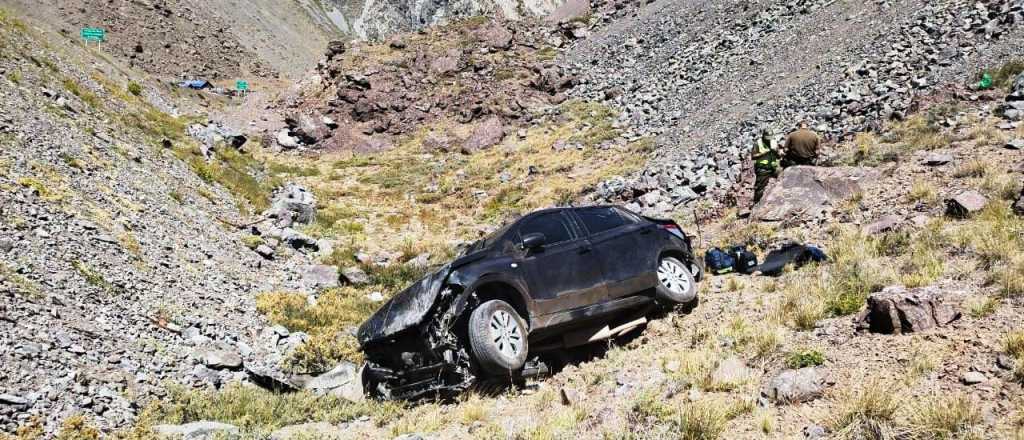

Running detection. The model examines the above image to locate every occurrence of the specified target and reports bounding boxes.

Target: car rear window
[576,207,627,234]
[518,212,573,244]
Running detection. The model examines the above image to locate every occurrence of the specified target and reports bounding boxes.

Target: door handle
[579,246,592,254]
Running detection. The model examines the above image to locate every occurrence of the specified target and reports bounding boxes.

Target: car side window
[576,207,627,235]
[518,212,574,245]
[615,207,642,224]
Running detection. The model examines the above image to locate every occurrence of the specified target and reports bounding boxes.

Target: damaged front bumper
[358,267,478,400]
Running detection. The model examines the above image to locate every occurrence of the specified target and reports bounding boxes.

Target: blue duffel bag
[704,247,736,275]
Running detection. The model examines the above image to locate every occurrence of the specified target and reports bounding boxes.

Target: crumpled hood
[357,264,452,346]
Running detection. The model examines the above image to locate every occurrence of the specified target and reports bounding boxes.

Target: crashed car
[357,205,702,399]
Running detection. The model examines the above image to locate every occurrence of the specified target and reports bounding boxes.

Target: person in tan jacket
[782,122,821,166]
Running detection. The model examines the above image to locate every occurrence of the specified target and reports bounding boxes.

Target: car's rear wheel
[655,256,697,305]
[468,300,528,375]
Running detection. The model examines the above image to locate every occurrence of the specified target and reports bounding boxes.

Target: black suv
[357,205,702,399]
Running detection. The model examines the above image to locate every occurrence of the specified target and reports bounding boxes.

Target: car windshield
[462,222,515,255]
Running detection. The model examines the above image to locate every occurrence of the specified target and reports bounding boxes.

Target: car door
[516,211,608,316]
[572,207,656,298]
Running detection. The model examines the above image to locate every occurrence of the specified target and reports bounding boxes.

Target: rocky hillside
[0,10,343,435]
[566,0,1024,216]
[0,0,569,81]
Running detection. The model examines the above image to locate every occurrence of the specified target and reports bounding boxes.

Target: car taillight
[659,223,686,240]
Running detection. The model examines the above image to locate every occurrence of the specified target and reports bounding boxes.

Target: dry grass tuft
[830,380,903,439]
[904,393,982,439]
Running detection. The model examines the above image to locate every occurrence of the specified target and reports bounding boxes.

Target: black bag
[729,245,758,274]
[704,248,735,275]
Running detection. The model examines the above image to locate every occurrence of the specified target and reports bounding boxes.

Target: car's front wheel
[468,300,529,375]
[655,256,697,305]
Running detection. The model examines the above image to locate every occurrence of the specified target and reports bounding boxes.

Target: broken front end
[357,266,477,400]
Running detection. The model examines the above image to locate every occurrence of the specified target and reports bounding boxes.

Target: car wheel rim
[658,259,691,295]
[489,310,522,360]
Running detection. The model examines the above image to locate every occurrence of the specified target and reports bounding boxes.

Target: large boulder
[153,421,239,439]
[761,368,826,404]
[268,184,317,226]
[303,264,340,291]
[855,285,960,334]
[945,190,988,218]
[753,166,879,222]
[461,116,505,154]
[286,113,331,145]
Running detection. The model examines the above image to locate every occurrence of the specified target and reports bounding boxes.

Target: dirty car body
[357,205,701,400]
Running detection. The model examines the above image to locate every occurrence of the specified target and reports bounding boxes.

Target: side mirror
[521,233,546,250]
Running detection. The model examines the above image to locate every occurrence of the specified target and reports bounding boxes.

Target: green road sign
[80,28,106,42]
[236,80,250,91]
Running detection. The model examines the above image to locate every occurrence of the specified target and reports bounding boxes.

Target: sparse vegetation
[62,78,102,109]
[136,382,403,437]
[72,260,121,294]
[966,296,999,318]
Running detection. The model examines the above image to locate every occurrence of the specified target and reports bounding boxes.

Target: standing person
[782,121,821,167]
[752,128,780,204]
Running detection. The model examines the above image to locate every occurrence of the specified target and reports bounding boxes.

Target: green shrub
[127,81,142,96]
[786,349,825,369]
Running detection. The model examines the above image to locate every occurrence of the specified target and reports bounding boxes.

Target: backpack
[729,245,758,274]
[704,248,735,275]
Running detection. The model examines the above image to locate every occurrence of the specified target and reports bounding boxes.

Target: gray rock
[802,424,827,439]
[1005,139,1024,150]
[945,190,988,218]
[305,362,358,393]
[864,215,902,235]
[286,113,331,145]
[0,394,28,406]
[255,244,275,259]
[711,356,751,386]
[921,152,953,166]
[305,362,364,402]
[394,435,425,440]
[153,421,240,439]
[547,0,591,23]
[761,368,825,404]
[270,422,345,440]
[194,348,243,370]
[962,371,986,385]
[269,184,317,225]
[276,130,301,149]
[405,253,431,269]
[753,166,880,222]
[341,266,371,286]
[855,285,960,334]
[303,264,340,291]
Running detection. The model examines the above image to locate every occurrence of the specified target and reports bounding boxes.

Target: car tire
[655,256,698,305]
[468,299,529,376]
